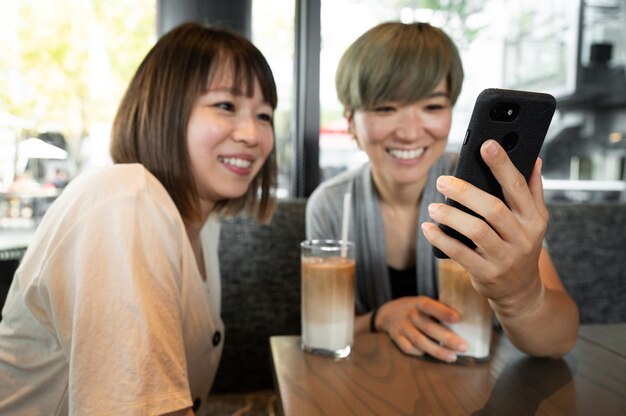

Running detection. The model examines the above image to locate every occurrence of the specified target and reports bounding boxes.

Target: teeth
[387,148,425,160]
[219,157,252,168]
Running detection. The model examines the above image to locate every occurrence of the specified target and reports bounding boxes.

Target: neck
[372,170,426,209]
[185,197,215,237]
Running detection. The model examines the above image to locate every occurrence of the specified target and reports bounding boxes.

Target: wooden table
[270,324,626,415]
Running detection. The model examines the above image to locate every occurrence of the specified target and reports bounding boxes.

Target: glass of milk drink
[300,239,356,359]
[438,259,493,361]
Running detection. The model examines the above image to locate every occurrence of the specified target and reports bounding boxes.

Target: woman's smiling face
[349,79,452,190]
[186,70,274,211]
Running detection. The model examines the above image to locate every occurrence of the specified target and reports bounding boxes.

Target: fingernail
[428,203,439,215]
[457,343,468,353]
[484,140,499,155]
[437,176,451,189]
[445,353,458,363]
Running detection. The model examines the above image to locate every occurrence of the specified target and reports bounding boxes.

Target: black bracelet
[370,306,379,333]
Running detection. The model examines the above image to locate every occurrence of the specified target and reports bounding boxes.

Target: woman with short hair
[307,21,579,363]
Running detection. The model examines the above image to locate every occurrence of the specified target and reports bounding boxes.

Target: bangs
[206,47,278,109]
[360,43,449,109]
[337,22,463,111]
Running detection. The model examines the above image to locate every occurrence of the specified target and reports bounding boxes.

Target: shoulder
[26,164,182,268]
[16,166,189,329]
[308,163,368,210]
[68,164,168,199]
[54,164,177,217]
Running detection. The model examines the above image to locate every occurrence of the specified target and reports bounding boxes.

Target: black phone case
[433,88,556,259]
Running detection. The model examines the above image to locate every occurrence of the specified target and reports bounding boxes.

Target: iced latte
[301,240,355,358]
[438,259,493,360]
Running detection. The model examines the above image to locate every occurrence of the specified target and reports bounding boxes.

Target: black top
[389,264,417,298]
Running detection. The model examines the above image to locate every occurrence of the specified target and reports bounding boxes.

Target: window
[0,0,156,226]
[252,0,296,198]
[2,0,613,221]
[317,0,581,183]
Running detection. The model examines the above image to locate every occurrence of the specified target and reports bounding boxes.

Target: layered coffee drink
[438,259,493,360]
[301,240,355,358]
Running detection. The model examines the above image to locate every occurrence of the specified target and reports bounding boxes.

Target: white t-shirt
[0,164,224,415]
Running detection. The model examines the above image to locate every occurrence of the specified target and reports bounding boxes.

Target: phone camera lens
[490,102,519,122]
[501,132,519,152]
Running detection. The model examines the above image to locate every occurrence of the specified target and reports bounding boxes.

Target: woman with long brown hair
[0,22,277,415]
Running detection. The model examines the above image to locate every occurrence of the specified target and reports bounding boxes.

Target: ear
[344,110,355,134]
[344,110,361,148]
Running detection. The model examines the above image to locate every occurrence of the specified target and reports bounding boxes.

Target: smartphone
[432,88,556,259]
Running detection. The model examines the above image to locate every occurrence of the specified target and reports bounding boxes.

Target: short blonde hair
[336,22,464,112]
[110,23,277,223]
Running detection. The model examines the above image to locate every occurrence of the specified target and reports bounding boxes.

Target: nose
[396,108,425,141]
[232,116,260,146]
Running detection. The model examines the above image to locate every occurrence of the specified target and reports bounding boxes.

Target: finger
[393,334,425,357]
[435,175,523,243]
[528,158,549,221]
[414,296,461,324]
[410,313,468,354]
[401,325,459,363]
[479,139,536,216]
[427,202,503,256]
[421,221,488,267]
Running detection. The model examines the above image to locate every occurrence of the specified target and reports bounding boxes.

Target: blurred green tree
[0,0,155,156]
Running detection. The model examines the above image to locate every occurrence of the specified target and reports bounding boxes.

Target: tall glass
[438,259,493,361]
[300,239,355,358]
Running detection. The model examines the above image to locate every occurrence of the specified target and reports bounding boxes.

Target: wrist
[491,279,546,320]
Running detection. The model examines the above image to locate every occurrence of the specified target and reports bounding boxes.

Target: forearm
[355,311,375,335]
[492,286,579,358]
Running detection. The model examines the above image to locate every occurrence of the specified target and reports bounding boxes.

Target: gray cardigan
[306,153,457,314]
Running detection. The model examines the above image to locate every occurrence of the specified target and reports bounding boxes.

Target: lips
[218,154,255,175]
[386,147,426,160]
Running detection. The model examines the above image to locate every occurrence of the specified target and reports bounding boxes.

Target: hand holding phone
[432,88,556,259]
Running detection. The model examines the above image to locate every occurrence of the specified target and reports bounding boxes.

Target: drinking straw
[341,192,351,257]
